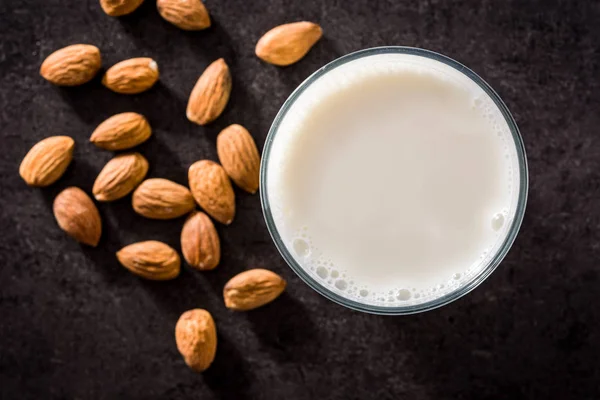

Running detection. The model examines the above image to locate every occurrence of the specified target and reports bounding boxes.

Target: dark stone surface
[1,0,599,398]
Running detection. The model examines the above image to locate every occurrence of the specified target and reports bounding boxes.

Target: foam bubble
[397,289,412,301]
[491,213,505,231]
[335,280,348,290]
[316,266,328,279]
[293,238,310,257]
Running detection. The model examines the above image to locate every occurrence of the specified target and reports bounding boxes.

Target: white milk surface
[266,53,520,306]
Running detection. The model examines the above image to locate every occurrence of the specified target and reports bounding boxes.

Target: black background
[1,0,599,399]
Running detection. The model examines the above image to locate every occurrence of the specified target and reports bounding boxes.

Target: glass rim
[259,46,529,315]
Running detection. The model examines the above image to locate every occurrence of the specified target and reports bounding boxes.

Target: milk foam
[266,53,520,307]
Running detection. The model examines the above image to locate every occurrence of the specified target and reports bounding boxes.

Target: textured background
[1,0,599,399]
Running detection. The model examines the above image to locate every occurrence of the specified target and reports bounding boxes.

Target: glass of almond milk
[260,47,528,314]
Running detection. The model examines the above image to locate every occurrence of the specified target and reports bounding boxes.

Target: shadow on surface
[181,17,237,66]
[378,188,600,399]
[138,269,218,320]
[203,332,254,400]
[244,292,323,364]
[57,81,187,130]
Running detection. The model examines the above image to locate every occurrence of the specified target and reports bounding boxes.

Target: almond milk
[265,52,521,307]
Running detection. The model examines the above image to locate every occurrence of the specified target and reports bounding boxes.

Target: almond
[181,212,220,271]
[53,187,102,247]
[175,309,217,372]
[100,0,145,16]
[102,57,159,94]
[90,112,151,150]
[223,269,286,311]
[157,0,211,31]
[216,124,260,194]
[188,160,235,225]
[40,44,101,86]
[186,58,231,125]
[132,178,195,219]
[93,153,148,201]
[255,21,322,66]
[116,240,180,280]
[19,136,75,187]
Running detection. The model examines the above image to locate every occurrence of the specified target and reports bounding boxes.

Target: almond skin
[255,22,322,66]
[175,309,217,372]
[102,58,159,94]
[132,178,195,219]
[116,240,180,280]
[223,269,286,311]
[181,212,220,271]
[186,58,231,125]
[157,0,211,30]
[90,112,151,150]
[100,0,145,16]
[93,153,149,201]
[216,124,260,194]
[188,160,235,225]
[19,136,75,187]
[40,44,101,86]
[53,187,102,247]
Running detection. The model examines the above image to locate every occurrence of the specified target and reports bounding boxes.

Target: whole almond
[216,124,260,194]
[40,44,101,86]
[93,153,149,201]
[186,58,231,125]
[53,187,102,247]
[255,21,322,66]
[90,112,151,150]
[19,136,75,187]
[181,212,220,271]
[223,269,286,311]
[132,178,195,219]
[175,309,217,372]
[102,58,159,94]
[100,0,145,16]
[157,0,211,31]
[188,160,235,225]
[116,240,180,280]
